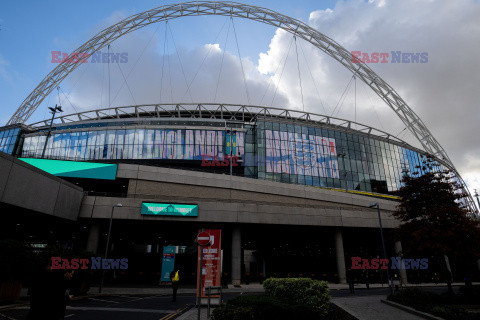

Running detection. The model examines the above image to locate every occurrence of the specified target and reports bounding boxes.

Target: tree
[393,158,480,293]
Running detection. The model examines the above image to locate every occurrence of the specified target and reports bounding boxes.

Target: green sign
[141,203,198,217]
[19,158,117,180]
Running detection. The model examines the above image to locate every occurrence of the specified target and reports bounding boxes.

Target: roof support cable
[331,74,354,118]
[108,44,111,108]
[231,16,251,105]
[100,61,105,107]
[359,80,385,131]
[270,35,295,108]
[182,16,229,101]
[115,55,137,105]
[214,17,231,102]
[354,74,357,129]
[167,22,194,103]
[58,86,78,114]
[259,35,294,107]
[166,29,174,103]
[294,35,305,112]
[160,21,168,103]
[298,39,328,115]
[111,23,160,105]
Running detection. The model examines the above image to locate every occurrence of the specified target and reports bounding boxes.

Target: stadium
[0,2,477,287]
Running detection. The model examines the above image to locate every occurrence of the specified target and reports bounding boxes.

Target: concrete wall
[79,164,400,228]
[0,152,83,221]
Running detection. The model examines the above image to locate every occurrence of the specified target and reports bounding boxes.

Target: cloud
[44,2,480,202]
[300,0,480,200]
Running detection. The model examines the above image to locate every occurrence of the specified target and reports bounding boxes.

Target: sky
[1,0,479,202]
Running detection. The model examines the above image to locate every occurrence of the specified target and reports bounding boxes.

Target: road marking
[88,297,119,304]
[64,314,76,318]
[66,306,176,314]
[159,305,192,320]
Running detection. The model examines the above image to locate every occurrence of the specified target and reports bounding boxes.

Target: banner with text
[160,246,176,282]
[196,229,222,300]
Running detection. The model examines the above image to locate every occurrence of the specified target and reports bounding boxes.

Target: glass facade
[0,127,21,155]
[22,129,245,161]
[250,121,439,194]
[8,118,442,196]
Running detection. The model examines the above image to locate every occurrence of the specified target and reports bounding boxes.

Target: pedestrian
[363,270,370,290]
[346,268,355,294]
[170,267,181,302]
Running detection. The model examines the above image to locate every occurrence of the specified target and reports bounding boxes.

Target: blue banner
[161,246,176,282]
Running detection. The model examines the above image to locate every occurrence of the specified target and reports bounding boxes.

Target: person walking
[170,267,181,302]
[346,268,355,294]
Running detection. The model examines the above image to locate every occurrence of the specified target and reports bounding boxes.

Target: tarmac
[6,282,478,320]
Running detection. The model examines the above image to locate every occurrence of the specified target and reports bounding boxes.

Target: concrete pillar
[86,224,100,254]
[231,226,242,286]
[335,230,347,284]
[394,241,408,284]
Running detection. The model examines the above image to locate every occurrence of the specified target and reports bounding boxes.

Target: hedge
[263,278,330,316]
[211,294,321,320]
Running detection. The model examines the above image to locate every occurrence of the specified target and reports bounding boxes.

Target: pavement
[1,282,476,320]
[332,295,425,320]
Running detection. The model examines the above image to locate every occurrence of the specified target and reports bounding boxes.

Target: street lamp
[40,105,63,159]
[369,203,393,295]
[337,152,348,192]
[99,203,122,293]
[474,189,480,213]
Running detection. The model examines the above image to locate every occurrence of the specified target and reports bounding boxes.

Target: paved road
[0,293,245,320]
[0,286,456,319]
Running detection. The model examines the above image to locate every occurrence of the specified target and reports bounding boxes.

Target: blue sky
[1,0,480,194]
[0,0,336,123]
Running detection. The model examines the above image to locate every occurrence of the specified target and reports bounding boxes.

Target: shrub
[431,306,480,320]
[212,294,321,320]
[263,278,330,316]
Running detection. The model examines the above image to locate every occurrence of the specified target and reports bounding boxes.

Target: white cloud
[43,2,480,204]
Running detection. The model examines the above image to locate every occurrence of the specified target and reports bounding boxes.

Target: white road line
[88,297,119,304]
[66,307,176,314]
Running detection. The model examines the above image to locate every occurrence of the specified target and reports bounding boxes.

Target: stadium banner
[265,130,340,178]
[141,203,198,217]
[196,229,222,304]
[160,246,176,282]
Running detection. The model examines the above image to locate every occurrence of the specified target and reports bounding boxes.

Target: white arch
[7,1,476,212]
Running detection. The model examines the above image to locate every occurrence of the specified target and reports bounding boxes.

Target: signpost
[160,246,176,283]
[196,230,210,320]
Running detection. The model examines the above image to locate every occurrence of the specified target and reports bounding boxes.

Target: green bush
[212,294,321,320]
[263,278,330,316]
[431,306,480,320]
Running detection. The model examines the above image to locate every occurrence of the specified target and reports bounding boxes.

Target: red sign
[196,229,222,300]
[197,231,211,246]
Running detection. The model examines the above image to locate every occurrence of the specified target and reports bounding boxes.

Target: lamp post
[40,105,63,159]
[99,203,122,293]
[474,189,480,213]
[337,152,348,192]
[369,203,393,295]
